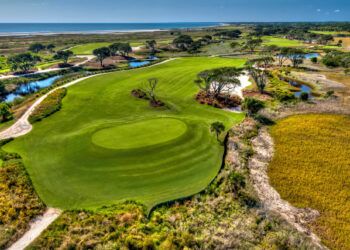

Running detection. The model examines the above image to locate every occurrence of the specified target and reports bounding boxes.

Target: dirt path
[7,208,61,250]
[248,128,327,249]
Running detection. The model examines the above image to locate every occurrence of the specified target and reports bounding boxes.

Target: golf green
[4,57,245,210]
[92,118,187,150]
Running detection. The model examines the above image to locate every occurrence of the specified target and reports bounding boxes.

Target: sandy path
[248,128,327,249]
[7,208,61,250]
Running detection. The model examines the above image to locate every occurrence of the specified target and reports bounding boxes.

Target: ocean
[0,23,222,36]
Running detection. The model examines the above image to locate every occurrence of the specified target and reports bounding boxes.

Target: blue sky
[0,0,349,22]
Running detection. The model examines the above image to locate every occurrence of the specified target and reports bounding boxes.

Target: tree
[46,44,56,52]
[173,35,193,51]
[93,47,111,67]
[53,50,74,64]
[214,30,242,39]
[7,53,41,72]
[288,48,305,68]
[241,97,265,117]
[108,43,120,56]
[277,47,292,67]
[0,102,12,122]
[196,67,242,98]
[145,40,157,54]
[245,61,268,94]
[142,78,158,102]
[244,37,263,53]
[28,43,45,53]
[118,43,132,56]
[230,41,240,50]
[210,122,225,141]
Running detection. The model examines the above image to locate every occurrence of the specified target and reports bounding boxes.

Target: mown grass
[262,36,305,47]
[3,57,246,211]
[268,114,350,250]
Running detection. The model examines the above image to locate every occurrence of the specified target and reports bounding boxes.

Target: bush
[28,88,67,123]
[299,92,309,101]
[310,57,318,63]
[241,98,265,116]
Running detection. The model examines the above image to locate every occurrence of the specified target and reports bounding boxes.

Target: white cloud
[316,9,321,12]
[334,9,341,13]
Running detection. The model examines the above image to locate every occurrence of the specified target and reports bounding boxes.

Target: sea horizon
[0,22,224,36]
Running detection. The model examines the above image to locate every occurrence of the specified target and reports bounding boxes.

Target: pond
[129,60,151,68]
[280,76,313,98]
[128,56,158,68]
[277,53,319,59]
[5,75,62,102]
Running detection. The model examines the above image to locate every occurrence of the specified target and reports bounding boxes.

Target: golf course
[3,57,245,210]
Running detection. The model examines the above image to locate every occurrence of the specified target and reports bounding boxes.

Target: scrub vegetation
[269,114,350,250]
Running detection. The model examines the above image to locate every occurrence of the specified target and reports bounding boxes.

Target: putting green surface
[92,118,187,150]
[4,57,245,210]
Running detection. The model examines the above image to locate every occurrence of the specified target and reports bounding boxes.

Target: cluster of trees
[92,43,132,67]
[286,30,333,45]
[7,53,41,72]
[145,40,157,55]
[275,47,306,67]
[213,29,242,39]
[196,67,242,98]
[173,35,213,53]
[322,51,350,68]
[28,43,55,53]
[53,50,74,65]
[0,102,12,122]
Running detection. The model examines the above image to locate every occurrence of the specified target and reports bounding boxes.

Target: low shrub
[299,92,309,101]
[0,142,45,248]
[28,88,67,123]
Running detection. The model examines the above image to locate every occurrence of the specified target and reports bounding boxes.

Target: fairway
[3,57,245,210]
[268,114,350,249]
[262,36,305,47]
[71,42,143,55]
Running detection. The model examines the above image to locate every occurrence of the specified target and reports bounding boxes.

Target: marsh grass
[268,114,350,249]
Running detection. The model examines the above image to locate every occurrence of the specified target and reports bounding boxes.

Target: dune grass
[262,36,305,47]
[268,114,350,250]
[71,42,144,55]
[3,57,246,211]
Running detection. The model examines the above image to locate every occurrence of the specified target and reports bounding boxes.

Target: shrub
[299,92,309,101]
[29,88,67,123]
[310,57,318,63]
[241,98,265,116]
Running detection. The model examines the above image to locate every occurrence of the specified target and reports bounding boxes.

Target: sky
[0,0,349,23]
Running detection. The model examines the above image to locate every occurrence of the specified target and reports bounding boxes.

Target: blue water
[0,23,221,36]
[5,75,61,102]
[304,53,319,59]
[129,61,151,68]
[294,84,312,98]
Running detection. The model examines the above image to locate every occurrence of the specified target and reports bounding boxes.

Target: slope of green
[4,57,245,210]
[269,114,350,249]
[262,36,305,47]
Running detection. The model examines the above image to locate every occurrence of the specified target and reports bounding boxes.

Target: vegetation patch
[3,57,245,211]
[268,114,350,249]
[0,140,45,249]
[28,88,67,124]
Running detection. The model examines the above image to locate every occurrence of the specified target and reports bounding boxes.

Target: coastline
[0,22,224,37]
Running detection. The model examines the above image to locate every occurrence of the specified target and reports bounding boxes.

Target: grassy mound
[3,57,245,210]
[92,118,187,150]
[268,114,350,249]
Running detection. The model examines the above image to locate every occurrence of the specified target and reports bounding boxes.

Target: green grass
[262,36,305,47]
[3,57,246,210]
[71,42,144,55]
[268,114,350,250]
[310,30,350,35]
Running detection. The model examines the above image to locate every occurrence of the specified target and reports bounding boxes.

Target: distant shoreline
[0,22,225,37]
